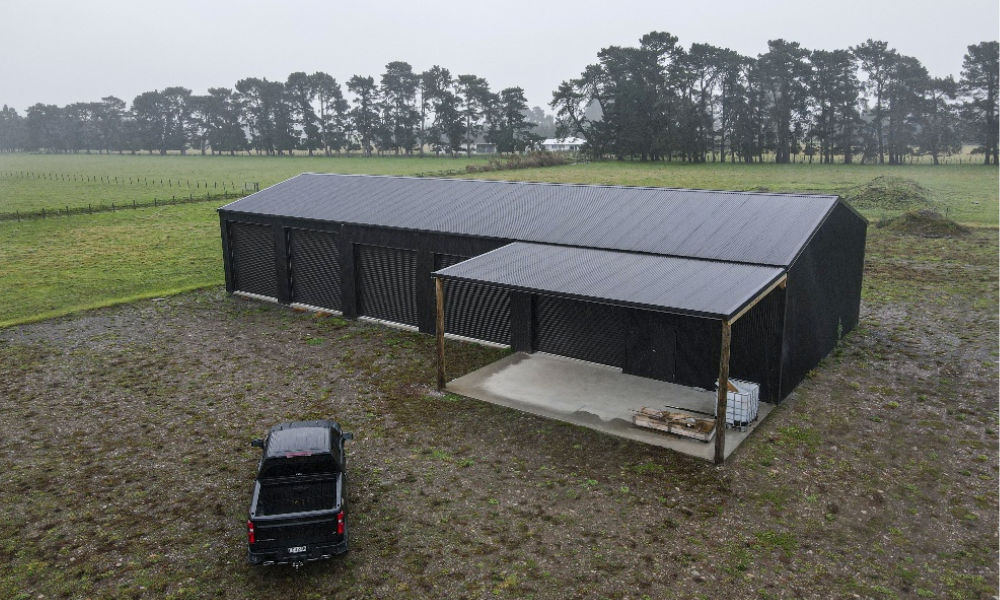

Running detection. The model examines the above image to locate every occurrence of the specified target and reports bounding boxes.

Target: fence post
[112,203,115,212]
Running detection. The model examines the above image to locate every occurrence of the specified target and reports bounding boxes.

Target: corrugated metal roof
[433,242,786,320]
[220,173,840,267]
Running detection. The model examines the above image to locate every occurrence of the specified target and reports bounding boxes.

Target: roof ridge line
[495,240,789,270]
[298,172,840,200]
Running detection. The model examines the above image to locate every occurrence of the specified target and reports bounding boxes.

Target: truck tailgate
[252,514,341,548]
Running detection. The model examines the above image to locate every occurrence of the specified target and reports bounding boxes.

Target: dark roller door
[356,245,418,326]
[626,310,676,381]
[289,229,341,311]
[436,254,511,345]
[229,222,277,298]
[535,296,625,367]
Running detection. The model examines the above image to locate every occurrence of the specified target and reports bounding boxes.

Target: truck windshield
[260,454,339,479]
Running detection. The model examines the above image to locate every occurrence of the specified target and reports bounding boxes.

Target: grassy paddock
[2,155,997,224]
[0,154,485,213]
[474,161,999,226]
[0,154,996,329]
[0,155,484,327]
[0,203,221,327]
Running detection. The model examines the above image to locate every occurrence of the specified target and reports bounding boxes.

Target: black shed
[218,173,866,415]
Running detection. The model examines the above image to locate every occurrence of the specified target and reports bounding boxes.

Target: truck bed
[253,475,339,517]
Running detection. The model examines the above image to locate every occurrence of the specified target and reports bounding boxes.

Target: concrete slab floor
[447,352,774,462]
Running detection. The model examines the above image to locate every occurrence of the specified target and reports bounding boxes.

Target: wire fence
[0,189,254,223]
[0,170,258,192]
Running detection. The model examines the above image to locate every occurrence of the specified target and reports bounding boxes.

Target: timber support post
[714,319,732,464]
[435,277,446,391]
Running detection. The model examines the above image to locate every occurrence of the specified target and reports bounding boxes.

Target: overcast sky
[1,0,996,112]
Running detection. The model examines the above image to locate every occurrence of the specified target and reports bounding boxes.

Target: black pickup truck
[246,420,353,568]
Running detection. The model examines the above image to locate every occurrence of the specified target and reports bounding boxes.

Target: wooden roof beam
[729,274,787,325]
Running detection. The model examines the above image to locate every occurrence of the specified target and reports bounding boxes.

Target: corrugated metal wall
[435,254,511,344]
[356,244,418,326]
[669,316,723,392]
[228,222,277,298]
[535,296,626,367]
[729,287,785,402]
[781,203,867,398]
[289,228,342,311]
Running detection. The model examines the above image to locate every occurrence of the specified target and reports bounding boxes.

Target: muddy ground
[0,228,997,600]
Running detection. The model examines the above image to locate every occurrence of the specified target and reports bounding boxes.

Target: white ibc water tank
[716,378,760,429]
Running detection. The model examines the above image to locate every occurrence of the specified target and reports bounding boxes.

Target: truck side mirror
[342,432,354,442]
[251,439,264,448]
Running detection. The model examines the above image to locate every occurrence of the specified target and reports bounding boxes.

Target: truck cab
[247,420,353,568]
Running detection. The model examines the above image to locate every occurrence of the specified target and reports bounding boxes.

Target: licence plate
[288,546,306,554]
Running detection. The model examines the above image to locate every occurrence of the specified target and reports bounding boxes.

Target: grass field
[1,154,997,327]
[1,155,996,222]
[0,203,221,327]
[0,154,484,214]
[476,162,999,226]
[0,154,482,326]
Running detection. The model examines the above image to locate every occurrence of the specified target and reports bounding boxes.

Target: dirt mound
[843,176,933,210]
[878,209,971,238]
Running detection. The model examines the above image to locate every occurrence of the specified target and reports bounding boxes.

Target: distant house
[541,137,586,152]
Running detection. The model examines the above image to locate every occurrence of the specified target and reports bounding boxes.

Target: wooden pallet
[633,407,716,443]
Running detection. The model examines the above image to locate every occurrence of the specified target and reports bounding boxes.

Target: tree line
[0,63,556,157]
[1,38,996,165]
[551,37,998,165]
